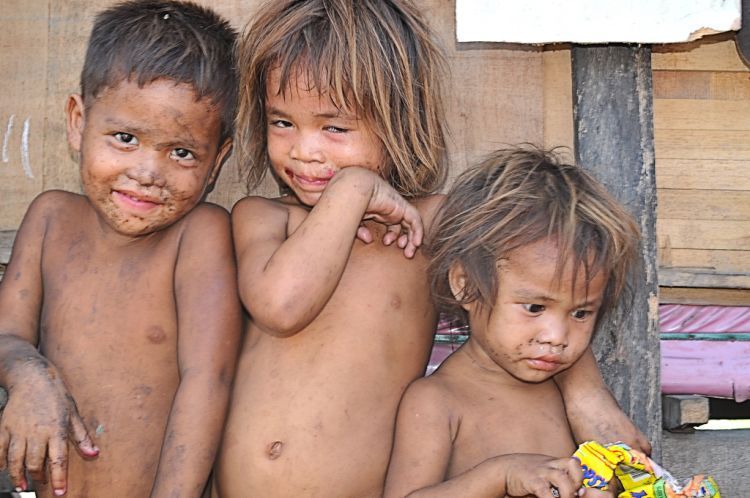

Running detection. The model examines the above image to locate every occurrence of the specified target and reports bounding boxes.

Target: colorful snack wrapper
[573,441,720,498]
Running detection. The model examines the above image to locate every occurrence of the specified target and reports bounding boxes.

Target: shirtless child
[384,147,641,498]
[214,2,648,497]
[0,1,240,496]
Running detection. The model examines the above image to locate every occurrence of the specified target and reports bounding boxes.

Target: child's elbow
[247,299,314,338]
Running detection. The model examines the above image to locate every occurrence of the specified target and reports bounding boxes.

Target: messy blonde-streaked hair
[236,0,448,196]
[428,145,641,321]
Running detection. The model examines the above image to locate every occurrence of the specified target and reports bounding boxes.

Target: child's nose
[536,317,569,350]
[128,158,166,187]
[290,132,324,163]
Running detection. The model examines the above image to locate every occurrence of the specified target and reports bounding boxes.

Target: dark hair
[236,0,448,196]
[81,0,238,140]
[428,145,641,321]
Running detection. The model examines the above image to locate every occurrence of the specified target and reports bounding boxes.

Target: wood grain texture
[572,45,662,458]
[656,159,750,191]
[653,35,747,72]
[657,189,750,221]
[654,99,750,131]
[0,0,49,229]
[654,70,750,100]
[662,395,709,430]
[657,219,750,251]
[659,287,750,306]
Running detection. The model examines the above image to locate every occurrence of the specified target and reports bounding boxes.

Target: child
[213,2,648,497]
[383,146,641,498]
[0,1,241,497]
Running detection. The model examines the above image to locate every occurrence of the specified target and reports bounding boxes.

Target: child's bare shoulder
[26,189,86,219]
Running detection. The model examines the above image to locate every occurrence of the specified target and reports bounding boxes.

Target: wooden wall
[0,0,560,231]
[652,35,750,296]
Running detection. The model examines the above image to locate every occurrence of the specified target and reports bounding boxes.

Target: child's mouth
[113,189,162,211]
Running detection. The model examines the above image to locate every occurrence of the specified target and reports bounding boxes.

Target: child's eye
[170,148,195,161]
[114,132,138,145]
[571,309,592,320]
[270,119,292,128]
[324,125,348,133]
[522,304,545,314]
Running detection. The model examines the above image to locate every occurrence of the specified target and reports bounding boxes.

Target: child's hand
[501,454,583,498]
[0,363,98,495]
[344,169,424,258]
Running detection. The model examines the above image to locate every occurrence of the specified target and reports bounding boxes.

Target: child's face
[67,78,231,237]
[265,69,386,206]
[455,238,607,384]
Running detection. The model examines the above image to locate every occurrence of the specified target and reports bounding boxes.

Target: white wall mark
[21,117,33,179]
[2,114,15,163]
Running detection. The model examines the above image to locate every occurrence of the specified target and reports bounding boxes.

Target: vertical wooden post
[571,45,662,458]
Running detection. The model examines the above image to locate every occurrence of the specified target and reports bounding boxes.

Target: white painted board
[456,0,741,44]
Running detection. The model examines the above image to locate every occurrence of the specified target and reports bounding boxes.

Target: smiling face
[265,69,386,206]
[67,78,231,237]
[452,238,607,384]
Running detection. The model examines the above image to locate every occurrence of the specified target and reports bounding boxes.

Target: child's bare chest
[448,380,576,477]
[38,229,180,363]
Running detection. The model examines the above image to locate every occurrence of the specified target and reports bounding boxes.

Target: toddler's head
[237,0,448,197]
[430,145,640,329]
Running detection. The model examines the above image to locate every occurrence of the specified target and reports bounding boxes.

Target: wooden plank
[659,248,750,274]
[653,71,711,99]
[654,99,750,131]
[654,71,750,100]
[662,395,710,430]
[542,47,574,152]
[652,36,748,72]
[659,268,750,289]
[659,287,750,305]
[655,129,750,160]
[662,429,750,497]
[656,159,750,191]
[0,231,16,266]
[657,189,750,221]
[0,0,49,231]
[572,45,662,457]
[657,219,750,251]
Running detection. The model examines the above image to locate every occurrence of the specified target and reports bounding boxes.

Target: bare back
[214,196,440,498]
[6,191,235,498]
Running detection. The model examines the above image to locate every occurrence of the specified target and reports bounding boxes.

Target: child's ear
[66,94,85,153]
[448,262,474,312]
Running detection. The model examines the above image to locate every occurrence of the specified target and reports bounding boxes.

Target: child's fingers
[24,440,47,485]
[382,225,401,246]
[6,436,28,491]
[356,225,374,244]
[69,411,98,458]
[48,436,69,496]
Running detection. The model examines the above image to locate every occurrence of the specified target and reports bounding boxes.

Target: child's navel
[265,440,284,459]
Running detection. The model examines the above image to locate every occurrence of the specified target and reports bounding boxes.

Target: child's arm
[149,205,241,498]
[384,381,583,498]
[0,192,98,495]
[232,166,423,336]
[555,347,652,454]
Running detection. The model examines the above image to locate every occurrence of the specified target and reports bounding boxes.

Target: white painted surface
[456,0,741,44]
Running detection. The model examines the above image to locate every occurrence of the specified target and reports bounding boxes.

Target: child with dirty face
[0,1,241,496]
[384,147,642,498]
[212,1,648,497]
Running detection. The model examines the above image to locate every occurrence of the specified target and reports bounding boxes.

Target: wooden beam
[572,45,662,458]
[662,395,710,430]
[659,286,750,306]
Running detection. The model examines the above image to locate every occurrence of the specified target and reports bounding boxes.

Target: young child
[214,2,648,498]
[0,1,241,496]
[383,146,641,498]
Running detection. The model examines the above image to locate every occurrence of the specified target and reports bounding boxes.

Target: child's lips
[526,354,563,371]
[112,189,162,211]
[286,169,334,189]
